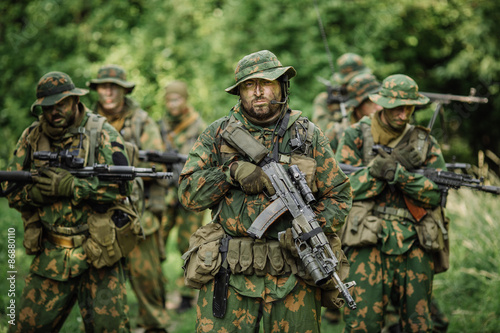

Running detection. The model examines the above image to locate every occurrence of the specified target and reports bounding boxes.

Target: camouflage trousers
[163,204,205,297]
[196,277,322,333]
[9,261,129,333]
[127,229,169,330]
[343,245,434,333]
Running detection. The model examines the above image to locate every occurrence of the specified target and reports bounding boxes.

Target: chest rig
[219,111,318,192]
[26,113,106,169]
[359,121,430,166]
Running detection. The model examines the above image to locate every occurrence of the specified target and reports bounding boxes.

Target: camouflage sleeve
[389,135,445,207]
[335,124,386,200]
[4,128,37,211]
[311,126,352,233]
[73,121,132,202]
[178,119,233,212]
[139,114,166,169]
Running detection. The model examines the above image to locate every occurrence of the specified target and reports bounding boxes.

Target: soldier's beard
[241,101,283,126]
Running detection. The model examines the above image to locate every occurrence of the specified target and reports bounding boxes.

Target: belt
[374,205,416,223]
[45,232,86,248]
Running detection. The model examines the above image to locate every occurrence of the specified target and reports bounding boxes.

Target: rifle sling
[299,226,323,242]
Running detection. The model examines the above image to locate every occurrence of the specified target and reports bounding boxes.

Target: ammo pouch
[339,200,382,247]
[22,210,43,255]
[181,222,226,289]
[83,202,140,268]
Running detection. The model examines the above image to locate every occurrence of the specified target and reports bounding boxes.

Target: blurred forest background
[1,0,499,171]
[1,0,500,332]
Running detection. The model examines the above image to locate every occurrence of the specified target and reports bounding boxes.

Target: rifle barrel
[421,92,488,104]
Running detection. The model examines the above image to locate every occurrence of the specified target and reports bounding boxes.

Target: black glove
[369,148,398,181]
[392,145,423,170]
[230,161,276,195]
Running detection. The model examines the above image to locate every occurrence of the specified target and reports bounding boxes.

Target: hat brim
[346,86,381,108]
[369,93,430,108]
[87,78,135,94]
[225,66,296,95]
[31,88,89,114]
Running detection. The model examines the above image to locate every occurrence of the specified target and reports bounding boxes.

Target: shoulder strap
[85,113,106,166]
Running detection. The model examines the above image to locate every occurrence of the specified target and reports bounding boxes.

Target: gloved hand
[27,184,55,204]
[369,148,398,181]
[392,145,423,170]
[278,227,299,257]
[230,161,276,195]
[33,167,74,198]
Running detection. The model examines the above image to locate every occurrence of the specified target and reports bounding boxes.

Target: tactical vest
[217,112,318,191]
[359,121,430,166]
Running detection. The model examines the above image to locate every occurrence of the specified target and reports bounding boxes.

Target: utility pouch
[84,202,140,268]
[22,211,43,255]
[414,206,447,252]
[290,154,318,193]
[181,222,225,289]
[227,238,254,275]
[253,241,268,276]
[339,200,382,247]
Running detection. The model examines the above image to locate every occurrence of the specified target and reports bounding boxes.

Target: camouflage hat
[345,73,381,108]
[332,53,371,85]
[165,80,188,99]
[225,50,296,95]
[369,74,430,108]
[31,71,88,115]
[87,64,135,94]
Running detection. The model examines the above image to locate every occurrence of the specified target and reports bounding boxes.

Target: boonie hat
[225,50,296,95]
[345,73,381,108]
[165,80,188,99]
[87,64,135,94]
[31,71,88,115]
[369,74,430,108]
[333,53,371,85]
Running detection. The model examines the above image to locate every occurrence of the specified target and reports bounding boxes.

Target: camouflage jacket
[179,102,352,299]
[95,97,165,234]
[158,106,206,206]
[5,105,131,281]
[179,102,352,237]
[335,116,446,255]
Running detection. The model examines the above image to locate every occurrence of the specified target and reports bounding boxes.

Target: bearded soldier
[178,50,352,332]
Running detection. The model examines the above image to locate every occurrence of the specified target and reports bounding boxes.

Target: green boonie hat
[332,53,371,85]
[31,71,88,115]
[225,50,296,95]
[345,73,381,108]
[369,74,430,108]
[87,64,135,94]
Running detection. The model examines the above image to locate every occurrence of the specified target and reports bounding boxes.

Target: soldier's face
[382,105,415,130]
[239,78,282,122]
[96,83,126,114]
[165,92,187,117]
[42,96,78,128]
[357,100,382,118]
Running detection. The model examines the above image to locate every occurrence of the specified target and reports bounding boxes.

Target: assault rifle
[316,75,350,125]
[0,149,172,197]
[338,163,500,207]
[421,89,488,105]
[247,160,357,310]
[138,150,187,166]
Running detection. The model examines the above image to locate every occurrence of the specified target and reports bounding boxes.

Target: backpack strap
[85,114,106,166]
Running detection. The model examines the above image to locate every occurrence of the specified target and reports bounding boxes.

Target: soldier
[4,71,132,332]
[88,65,169,333]
[312,52,372,152]
[336,74,447,332]
[158,80,206,313]
[178,50,352,332]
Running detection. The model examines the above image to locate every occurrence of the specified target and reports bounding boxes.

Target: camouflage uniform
[158,80,206,309]
[179,50,352,332]
[312,53,372,153]
[4,72,132,332]
[336,75,447,332]
[89,65,169,332]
